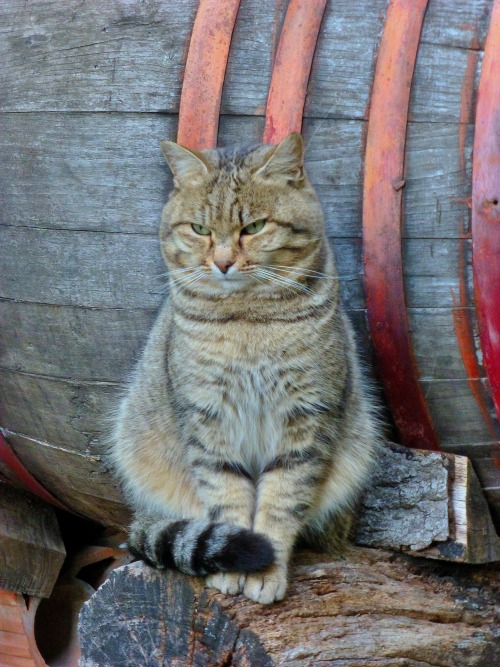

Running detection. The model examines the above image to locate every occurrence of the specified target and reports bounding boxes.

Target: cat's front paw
[206,572,244,596]
[242,563,288,604]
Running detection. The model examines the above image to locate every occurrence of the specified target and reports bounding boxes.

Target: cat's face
[160,134,325,295]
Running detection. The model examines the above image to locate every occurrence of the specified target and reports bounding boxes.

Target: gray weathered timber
[356,444,500,563]
[356,445,450,552]
[420,0,492,48]
[0,368,120,454]
[0,0,491,117]
[409,308,480,381]
[421,379,499,446]
[0,0,196,113]
[0,226,473,311]
[79,552,500,667]
[410,46,483,123]
[403,123,474,239]
[0,114,476,240]
[0,301,157,381]
[0,0,498,525]
[0,484,66,597]
[0,301,485,383]
[4,432,128,527]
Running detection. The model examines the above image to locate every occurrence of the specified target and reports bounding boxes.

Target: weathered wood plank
[356,444,500,563]
[79,552,500,667]
[0,225,473,310]
[0,0,196,113]
[421,0,491,49]
[0,484,65,597]
[0,369,120,454]
[3,432,128,526]
[409,308,480,381]
[0,0,490,118]
[0,301,156,381]
[0,113,476,240]
[410,46,483,123]
[403,122,473,239]
[421,378,499,446]
[0,301,483,383]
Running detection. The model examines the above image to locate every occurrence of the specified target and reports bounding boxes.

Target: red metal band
[177,0,241,150]
[363,0,440,451]
[0,432,68,511]
[263,0,327,144]
[453,40,498,439]
[472,0,500,423]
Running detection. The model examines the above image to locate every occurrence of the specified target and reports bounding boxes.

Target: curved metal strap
[452,42,498,438]
[0,432,68,510]
[263,0,327,143]
[363,0,440,451]
[177,0,241,149]
[472,0,500,423]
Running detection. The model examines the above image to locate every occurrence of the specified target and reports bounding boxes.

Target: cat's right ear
[160,141,210,188]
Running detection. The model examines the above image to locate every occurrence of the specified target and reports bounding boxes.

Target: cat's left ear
[255,133,304,183]
[160,141,211,188]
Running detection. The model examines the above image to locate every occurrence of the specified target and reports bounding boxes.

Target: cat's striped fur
[110,134,378,603]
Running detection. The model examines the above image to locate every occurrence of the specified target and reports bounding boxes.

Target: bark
[79,548,500,667]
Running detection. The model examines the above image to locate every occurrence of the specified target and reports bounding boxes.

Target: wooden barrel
[1,0,499,529]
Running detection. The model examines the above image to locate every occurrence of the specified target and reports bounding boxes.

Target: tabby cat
[110,133,378,604]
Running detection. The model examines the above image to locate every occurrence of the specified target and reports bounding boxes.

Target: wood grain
[4,432,128,527]
[0,0,498,523]
[0,368,120,454]
[0,484,65,597]
[0,225,475,311]
[0,301,156,381]
[0,114,475,240]
[78,550,500,666]
[0,0,491,118]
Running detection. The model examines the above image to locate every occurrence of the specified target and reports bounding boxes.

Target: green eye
[242,219,266,235]
[191,223,211,235]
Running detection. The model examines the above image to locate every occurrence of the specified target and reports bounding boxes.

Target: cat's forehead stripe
[215,143,264,170]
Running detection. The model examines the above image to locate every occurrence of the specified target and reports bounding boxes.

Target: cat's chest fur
[170,325,303,474]
[221,364,285,473]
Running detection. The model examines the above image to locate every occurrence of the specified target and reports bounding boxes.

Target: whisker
[250,273,267,287]
[259,268,314,294]
[263,265,336,279]
[180,274,205,289]
[160,266,199,277]
[172,270,204,286]
[256,268,310,295]
[175,277,204,290]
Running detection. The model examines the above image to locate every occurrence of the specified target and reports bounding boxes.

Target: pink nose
[214,259,234,274]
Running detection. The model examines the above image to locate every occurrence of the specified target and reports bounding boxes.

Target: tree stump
[79,548,500,666]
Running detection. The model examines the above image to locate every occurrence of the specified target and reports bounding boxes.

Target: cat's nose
[214,259,235,274]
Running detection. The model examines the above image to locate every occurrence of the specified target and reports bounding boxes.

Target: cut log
[0,485,66,667]
[78,549,500,667]
[0,484,65,598]
[356,444,500,563]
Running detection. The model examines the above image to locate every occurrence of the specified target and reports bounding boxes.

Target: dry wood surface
[0,484,65,598]
[0,0,498,523]
[78,548,500,667]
